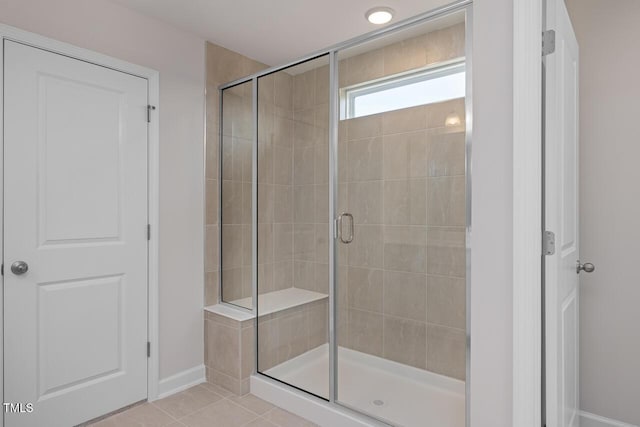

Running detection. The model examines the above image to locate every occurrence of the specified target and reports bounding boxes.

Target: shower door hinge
[543,230,556,256]
[147,105,156,123]
[147,224,151,241]
[542,30,556,56]
[147,342,151,358]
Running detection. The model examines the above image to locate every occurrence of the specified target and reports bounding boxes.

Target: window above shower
[340,59,466,120]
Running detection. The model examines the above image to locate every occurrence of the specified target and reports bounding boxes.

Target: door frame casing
[0,24,161,422]
[513,0,544,426]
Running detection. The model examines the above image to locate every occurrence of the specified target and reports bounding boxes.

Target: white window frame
[340,58,466,120]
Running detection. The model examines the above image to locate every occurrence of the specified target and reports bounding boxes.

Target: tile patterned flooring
[87,383,319,427]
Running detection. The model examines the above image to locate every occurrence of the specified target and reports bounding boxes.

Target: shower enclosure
[217,3,471,426]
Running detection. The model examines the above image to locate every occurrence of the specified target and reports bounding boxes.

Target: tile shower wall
[290,65,330,297]
[205,43,267,306]
[256,72,297,296]
[337,22,467,380]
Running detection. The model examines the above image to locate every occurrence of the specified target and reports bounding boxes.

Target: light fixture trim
[365,6,395,25]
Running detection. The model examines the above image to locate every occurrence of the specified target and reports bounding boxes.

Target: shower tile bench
[204,288,329,395]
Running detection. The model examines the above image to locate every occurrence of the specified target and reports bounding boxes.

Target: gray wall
[0,0,206,381]
[566,0,640,424]
[470,0,514,425]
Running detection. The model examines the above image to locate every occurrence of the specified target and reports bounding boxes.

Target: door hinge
[147,224,151,241]
[542,30,556,56]
[147,342,151,358]
[543,230,556,256]
[1,263,3,276]
[147,105,156,123]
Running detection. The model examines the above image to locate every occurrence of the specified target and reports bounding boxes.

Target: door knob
[576,261,595,274]
[10,261,29,275]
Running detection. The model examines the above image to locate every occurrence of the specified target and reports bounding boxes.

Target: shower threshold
[254,344,464,427]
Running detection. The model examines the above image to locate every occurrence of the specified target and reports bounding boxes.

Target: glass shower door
[255,54,331,400]
[334,9,468,426]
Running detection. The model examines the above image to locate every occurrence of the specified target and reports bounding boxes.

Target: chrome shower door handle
[337,213,354,244]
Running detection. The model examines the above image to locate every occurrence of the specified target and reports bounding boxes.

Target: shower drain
[372,399,385,407]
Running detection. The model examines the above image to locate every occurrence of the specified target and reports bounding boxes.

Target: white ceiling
[110,0,452,66]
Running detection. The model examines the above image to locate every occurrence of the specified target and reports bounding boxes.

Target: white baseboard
[580,411,639,427]
[154,364,206,400]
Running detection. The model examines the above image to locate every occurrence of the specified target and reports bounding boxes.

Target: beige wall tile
[257,319,279,371]
[206,179,218,225]
[383,242,426,273]
[207,321,240,378]
[427,275,466,330]
[425,98,466,129]
[293,70,315,111]
[315,224,329,264]
[308,300,329,349]
[427,130,466,177]
[383,270,427,321]
[221,268,243,301]
[384,36,428,76]
[346,113,383,140]
[272,223,293,262]
[427,324,466,380]
[424,23,465,65]
[382,105,426,135]
[257,183,273,224]
[273,146,293,185]
[315,64,330,105]
[293,146,315,185]
[292,185,314,224]
[347,137,383,181]
[383,131,428,179]
[241,183,252,225]
[221,225,243,269]
[241,326,255,379]
[347,181,383,224]
[274,73,292,110]
[344,49,385,87]
[273,185,293,223]
[294,261,315,292]
[205,225,219,273]
[222,180,242,224]
[347,309,383,357]
[383,317,427,369]
[314,145,328,184]
[274,116,293,149]
[383,179,427,225]
[427,176,466,226]
[347,267,383,313]
[426,227,466,278]
[347,224,384,268]
[273,260,293,290]
[257,141,273,184]
[314,263,329,295]
[294,108,314,126]
[276,311,308,363]
[258,262,274,295]
[205,272,219,306]
[257,224,273,264]
[207,368,243,396]
[293,120,315,148]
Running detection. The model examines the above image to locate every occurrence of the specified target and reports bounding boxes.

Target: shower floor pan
[254,344,464,427]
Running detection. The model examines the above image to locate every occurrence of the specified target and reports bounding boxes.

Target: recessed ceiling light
[365,7,395,25]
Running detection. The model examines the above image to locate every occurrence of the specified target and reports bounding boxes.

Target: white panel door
[545,1,581,426]
[4,40,149,427]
